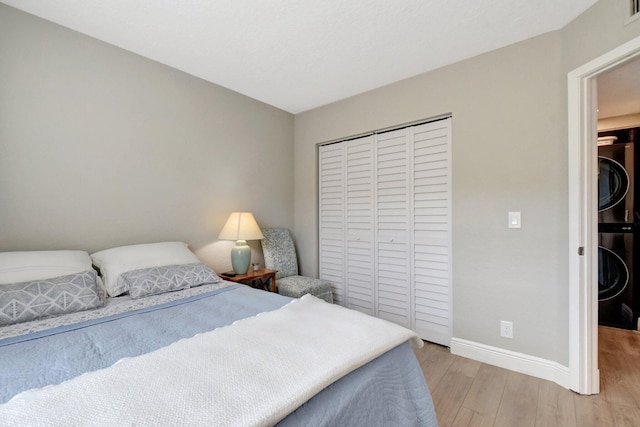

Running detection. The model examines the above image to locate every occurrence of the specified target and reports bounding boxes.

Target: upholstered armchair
[260,228,333,303]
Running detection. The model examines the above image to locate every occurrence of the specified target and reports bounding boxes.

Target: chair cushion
[277,276,333,304]
[261,228,299,279]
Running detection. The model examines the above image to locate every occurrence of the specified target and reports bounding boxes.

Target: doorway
[596,59,640,405]
[568,35,640,395]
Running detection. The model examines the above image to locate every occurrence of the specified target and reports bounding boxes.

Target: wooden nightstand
[219,268,278,292]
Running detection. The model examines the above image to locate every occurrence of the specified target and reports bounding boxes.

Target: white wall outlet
[508,211,521,228]
[500,320,513,338]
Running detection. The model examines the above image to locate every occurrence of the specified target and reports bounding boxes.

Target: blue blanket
[0,285,437,426]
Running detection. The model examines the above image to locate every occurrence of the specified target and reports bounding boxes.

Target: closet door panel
[376,130,411,328]
[318,144,346,305]
[345,137,375,315]
[411,120,452,345]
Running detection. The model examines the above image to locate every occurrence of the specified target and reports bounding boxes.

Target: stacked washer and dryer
[598,127,639,330]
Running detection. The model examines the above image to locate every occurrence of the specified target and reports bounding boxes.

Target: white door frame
[568,35,640,395]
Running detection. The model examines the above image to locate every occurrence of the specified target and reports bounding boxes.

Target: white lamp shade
[218,212,264,241]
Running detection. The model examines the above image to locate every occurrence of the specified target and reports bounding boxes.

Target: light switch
[508,211,521,229]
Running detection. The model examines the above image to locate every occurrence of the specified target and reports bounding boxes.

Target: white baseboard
[450,337,570,389]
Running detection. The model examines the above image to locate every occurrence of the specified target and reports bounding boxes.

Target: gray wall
[0,4,295,272]
[294,0,640,366]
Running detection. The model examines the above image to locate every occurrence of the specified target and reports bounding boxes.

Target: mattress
[0,282,437,426]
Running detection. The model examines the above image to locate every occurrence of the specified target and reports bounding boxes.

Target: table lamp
[218,212,264,274]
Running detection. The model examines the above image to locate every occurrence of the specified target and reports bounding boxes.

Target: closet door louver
[376,129,411,328]
[345,136,375,314]
[318,144,346,305]
[411,120,452,345]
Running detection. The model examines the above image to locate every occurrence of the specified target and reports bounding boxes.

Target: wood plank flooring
[413,326,640,426]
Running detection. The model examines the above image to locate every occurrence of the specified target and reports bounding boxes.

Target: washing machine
[598,127,638,329]
[598,231,634,329]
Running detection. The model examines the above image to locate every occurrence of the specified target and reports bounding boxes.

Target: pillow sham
[0,270,103,326]
[90,242,201,297]
[0,250,92,285]
[119,263,222,299]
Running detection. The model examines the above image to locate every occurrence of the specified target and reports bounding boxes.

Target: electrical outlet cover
[500,320,513,338]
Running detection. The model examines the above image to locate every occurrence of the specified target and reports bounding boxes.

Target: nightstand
[219,268,278,292]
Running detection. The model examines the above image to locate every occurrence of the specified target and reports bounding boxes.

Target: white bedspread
[0,294,423,427]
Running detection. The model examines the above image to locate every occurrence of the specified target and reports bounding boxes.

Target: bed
[0,243,438,426]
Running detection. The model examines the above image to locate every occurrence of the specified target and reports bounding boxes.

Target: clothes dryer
[598,137,633,224]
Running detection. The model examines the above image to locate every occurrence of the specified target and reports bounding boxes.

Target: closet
[318,118,452,346]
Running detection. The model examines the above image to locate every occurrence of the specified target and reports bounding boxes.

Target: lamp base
[231,240,251,274]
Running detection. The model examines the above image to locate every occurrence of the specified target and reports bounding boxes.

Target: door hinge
[578,246,585,256]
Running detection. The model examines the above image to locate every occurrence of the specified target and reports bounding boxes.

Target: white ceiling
[2,0,599,113]
[598,56,640,119]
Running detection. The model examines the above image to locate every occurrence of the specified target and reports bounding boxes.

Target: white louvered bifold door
[345,136,375,314]
[318,143,346,305]
[318,118,452,346]
[411,119,452,345]
[375,129,411,328]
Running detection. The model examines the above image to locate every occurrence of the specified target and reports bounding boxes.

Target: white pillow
[90,242,201,297]
[0,250,92,284]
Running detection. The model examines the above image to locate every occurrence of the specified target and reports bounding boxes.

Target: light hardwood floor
[414,327,640,426]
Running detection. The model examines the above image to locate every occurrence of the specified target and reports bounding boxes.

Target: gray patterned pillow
[0,270,103,326]
[119,263,222,299]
